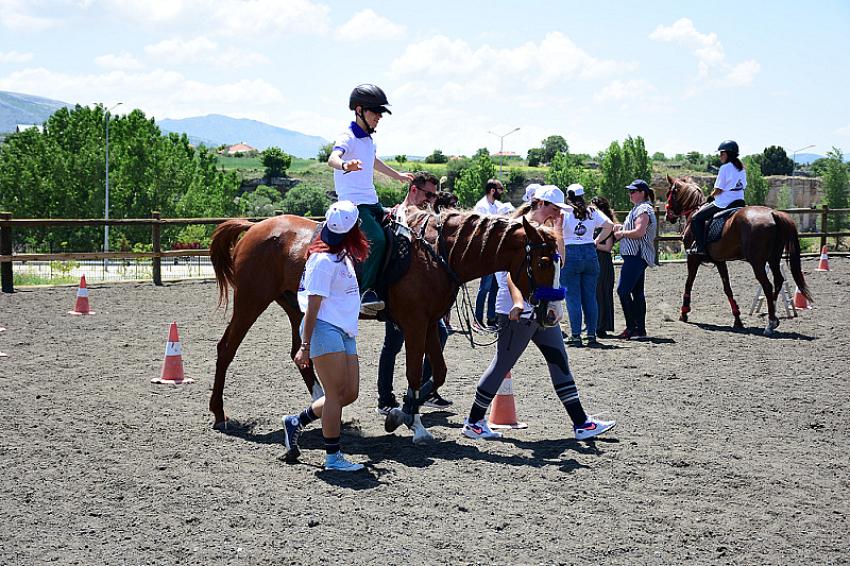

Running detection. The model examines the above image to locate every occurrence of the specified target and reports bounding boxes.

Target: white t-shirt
[474,196,503,216]
[713,162,747,208]
[333,122,378,205]
[560,207,611,246]
[494,271,533,318]
[498,202,516,215]
[297,252,361,337]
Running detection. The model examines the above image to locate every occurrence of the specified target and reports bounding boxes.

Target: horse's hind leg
[716,262,743,329]
[680,255,701,322]
[751,262,779,335]
[768,255,784,302]
[276,298,322,400]
[210,291,270,428]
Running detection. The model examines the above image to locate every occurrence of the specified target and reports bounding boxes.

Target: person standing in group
[613,180,657,340]
[461,185,616,441]
[282,201,369,472]
[591,196,617,338]
[688,140,747,256]
[559,184,614,347]
[327,84,414,315]
[376,172,453,415]
[473,179,506,329]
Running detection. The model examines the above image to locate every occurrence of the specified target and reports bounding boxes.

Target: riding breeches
[356,203,387,291]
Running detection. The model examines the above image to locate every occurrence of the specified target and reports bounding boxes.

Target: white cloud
[0,0,58,30]
[650,18,759,88]
[724,59,760,86]
[145,36,270,68]
[95,52,143,70]
[594,79,656,103]
[836,124,850,136]
[336,9,406,41]
[0,50,34,64]
[213,0,330,36]
[391,32,634,88]
[0,67,286,121]
[101,0,189,23]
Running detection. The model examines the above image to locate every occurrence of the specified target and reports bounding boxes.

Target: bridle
[665,181,701,222]
[523,241,565,327]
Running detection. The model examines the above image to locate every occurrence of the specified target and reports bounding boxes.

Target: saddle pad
[707,207,742,244]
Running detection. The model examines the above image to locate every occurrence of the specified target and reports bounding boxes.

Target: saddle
[706,207,743,244]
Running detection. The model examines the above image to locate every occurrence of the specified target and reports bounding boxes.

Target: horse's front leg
[752,263,779,335]
[716,262,743,329]
[384,321,434,444]
[680,255,701,322]
[279,302,323,400]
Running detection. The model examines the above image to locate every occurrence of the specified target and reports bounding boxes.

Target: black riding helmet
[717,140,739,156]
[349,84,392,115]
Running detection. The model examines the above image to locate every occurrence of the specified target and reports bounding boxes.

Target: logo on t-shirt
[574,222,587,237]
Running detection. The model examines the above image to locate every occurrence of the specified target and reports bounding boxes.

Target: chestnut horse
[209,208,564,443]
[664,174,812,335]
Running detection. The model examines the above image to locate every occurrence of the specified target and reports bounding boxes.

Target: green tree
[755,145,794,176]
[280,183,331,217]
[424,149,449,164]
[822,147,849,230]
[317,142,333,162]
[541,135,568,164]
[473,147,490,159]
[623,136,651,184]
[453,154,495,207]
[444,157,471,191]
[651,151,667,162]
[506,168,526,194]
[238,185,283,217]
[598,137,649,212]
[743,156,768,206]
[394,154,407,165]
[685,151,703,168]
[546,152,581,193]
[261,146,291,180]
[526,147,544,167]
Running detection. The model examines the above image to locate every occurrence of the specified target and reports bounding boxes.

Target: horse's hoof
[384,408,406,433]
[212,417,229,431]
[412,430,435,444]
[733,319,744,329]
[679,314,688,323]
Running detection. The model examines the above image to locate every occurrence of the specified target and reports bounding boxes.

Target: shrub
[280,184,331,217]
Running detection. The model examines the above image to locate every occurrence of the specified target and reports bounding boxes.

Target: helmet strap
[356,108,375,134]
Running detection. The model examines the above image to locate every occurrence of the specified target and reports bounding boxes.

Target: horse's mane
[673,176,706,213]
[405,209,554,271]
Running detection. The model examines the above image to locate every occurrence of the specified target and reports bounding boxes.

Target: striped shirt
[620,202,657,267]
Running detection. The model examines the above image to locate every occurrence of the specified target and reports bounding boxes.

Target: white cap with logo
[534,185,569,209]
[566,183,585,196]
[523,183,543,202]
[321,200,359,245]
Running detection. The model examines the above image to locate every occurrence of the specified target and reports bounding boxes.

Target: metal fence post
[152,211,162,286]
[1,212,13,293]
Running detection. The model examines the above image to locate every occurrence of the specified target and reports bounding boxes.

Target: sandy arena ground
[1,257,848,565]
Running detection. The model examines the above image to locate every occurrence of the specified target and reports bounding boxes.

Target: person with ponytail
[282,201,370,472]
[591,196,617,338]
[460,185,615,442]
[689,140,747,256]
[559,183,614,347]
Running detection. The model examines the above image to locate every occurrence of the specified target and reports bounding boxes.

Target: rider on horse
[327,84,414,315]
[688,140,747,256]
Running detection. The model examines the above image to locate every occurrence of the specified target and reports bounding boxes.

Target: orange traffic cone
[793,286,811,310]
[152,322,194,384]
[815,246,830,272]
[488,372,528,430]
[68,275,95,315]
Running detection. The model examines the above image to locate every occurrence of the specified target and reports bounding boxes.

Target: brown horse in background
[664,174,812,335]
[209,208,563,443]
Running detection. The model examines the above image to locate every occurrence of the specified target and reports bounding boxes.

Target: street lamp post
[791,144,815,177]
[488,127,520,179]
[104,102,123,270]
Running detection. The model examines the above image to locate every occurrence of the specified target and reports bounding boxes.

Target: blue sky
[1,0,848,158]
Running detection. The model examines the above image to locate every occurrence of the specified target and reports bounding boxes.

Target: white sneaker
[574,417,616,441]
[462,418,503,440]
[324,451,364,472]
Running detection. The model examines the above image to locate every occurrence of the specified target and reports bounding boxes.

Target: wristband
[341,161,347,172]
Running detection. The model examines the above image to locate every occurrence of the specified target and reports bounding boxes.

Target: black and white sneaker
[375,399,400,416]
[359,289,385,315]
[282,415,302,460]
[423,392,453,409]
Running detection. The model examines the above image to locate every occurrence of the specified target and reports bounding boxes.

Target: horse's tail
[210,219,254,308]
[774,211,813,302]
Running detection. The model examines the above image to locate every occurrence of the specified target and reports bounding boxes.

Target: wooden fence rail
[2,206,848,293]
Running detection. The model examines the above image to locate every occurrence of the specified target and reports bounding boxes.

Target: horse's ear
[522,216,544,244]
[666,174,675,185]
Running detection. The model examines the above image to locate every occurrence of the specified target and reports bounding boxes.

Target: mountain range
[0,90,329,158]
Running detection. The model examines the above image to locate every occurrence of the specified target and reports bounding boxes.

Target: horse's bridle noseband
[523,240,565,327]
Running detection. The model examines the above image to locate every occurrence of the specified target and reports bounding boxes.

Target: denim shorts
[300,318,357,358]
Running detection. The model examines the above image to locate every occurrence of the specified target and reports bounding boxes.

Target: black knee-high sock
[554,378,587,426]
[323,435,340,455]
[468,386,496,423]
[298,406,318,427]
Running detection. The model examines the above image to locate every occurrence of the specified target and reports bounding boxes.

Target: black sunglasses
[420,189,438,200]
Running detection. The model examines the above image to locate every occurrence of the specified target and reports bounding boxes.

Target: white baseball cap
[321,200,359,245]
[523,183,542,202]
[567,183,585,196]
[534,185,569,209]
